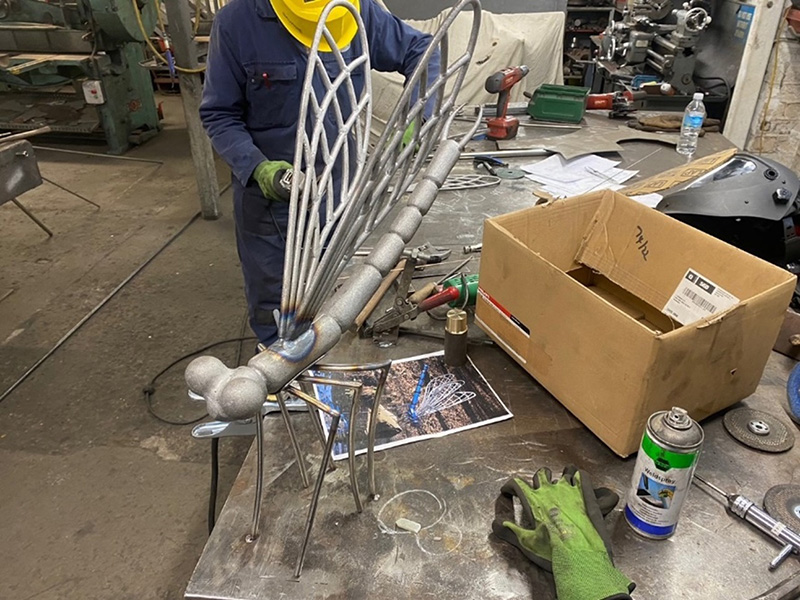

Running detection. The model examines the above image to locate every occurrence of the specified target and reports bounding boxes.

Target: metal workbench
[186,120,800,599]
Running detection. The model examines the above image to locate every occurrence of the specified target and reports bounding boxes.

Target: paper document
[521,154,638,199]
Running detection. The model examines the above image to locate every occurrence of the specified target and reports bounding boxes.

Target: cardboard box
[476,191,795,456]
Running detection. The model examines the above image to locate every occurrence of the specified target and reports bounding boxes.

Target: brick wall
[745,3,800,170]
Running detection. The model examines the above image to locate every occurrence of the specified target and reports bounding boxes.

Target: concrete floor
[0,95,254,599]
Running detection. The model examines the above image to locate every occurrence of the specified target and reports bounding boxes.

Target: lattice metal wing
[280,0,373,341]
[279,0,482,341]
[186,0,484,422]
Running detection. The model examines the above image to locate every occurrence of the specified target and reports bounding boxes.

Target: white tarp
[371,5,565,128]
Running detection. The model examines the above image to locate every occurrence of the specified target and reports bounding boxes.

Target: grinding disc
[764,484,800,531]
[723,408,795,453]
[494,168,526,180]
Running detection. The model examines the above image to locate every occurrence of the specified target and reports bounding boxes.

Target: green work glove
[492,466,634,600]
[253,160,293,201]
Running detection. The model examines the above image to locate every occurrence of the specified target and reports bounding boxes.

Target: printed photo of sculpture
[312,351,511,460]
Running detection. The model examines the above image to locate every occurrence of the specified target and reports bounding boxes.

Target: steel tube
[277,392,310,489]
[294,412,340,578]
[347,384,363,513]
[246,413,265,543]
[653,35,678,53]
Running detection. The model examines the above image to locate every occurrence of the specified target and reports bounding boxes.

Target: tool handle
[496,88,510,120]
[734,496,800,569]
[418,286,460,312]
[408,282,437,305]
[355,260,405,328]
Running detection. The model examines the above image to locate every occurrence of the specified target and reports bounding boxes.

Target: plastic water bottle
[676,92,706,156]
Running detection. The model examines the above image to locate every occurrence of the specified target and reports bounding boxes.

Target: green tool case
[527,84,589,124]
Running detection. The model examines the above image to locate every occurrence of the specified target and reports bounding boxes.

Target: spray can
[624,407,704,538]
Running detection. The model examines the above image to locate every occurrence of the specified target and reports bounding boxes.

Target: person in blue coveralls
[200,0,437,347]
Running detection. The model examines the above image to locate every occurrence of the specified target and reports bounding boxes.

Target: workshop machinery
[597,0,712,94]
[0,0,161,154]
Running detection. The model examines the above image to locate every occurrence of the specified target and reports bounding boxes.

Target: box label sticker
[662,269,739,325]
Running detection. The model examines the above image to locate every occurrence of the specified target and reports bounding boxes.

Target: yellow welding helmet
[270,0,360,52]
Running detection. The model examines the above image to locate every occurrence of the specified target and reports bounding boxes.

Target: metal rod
[693,474,730,500]
[277,391,310,489]
[0,211,201,404]
[294,412,339,578]
[42,176,101,209]
[460,149,549,160]
[0,126,52,143]
[347,384,364,513]
[293,375,362,500]
[246,412,265,543]
[653,35,678,53]
[301,361,391,500]
[306,405,336,470]
[32,146,164,165]
[368,365,390,499]
[11,198,53,237]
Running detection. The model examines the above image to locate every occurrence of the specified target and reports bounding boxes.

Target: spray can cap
[666,406,692,430]
[693,92,704,101]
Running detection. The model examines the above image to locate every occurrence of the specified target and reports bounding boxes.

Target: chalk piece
[395,518,422,534]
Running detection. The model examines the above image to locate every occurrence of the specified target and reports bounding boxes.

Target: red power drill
[484,65,530,141]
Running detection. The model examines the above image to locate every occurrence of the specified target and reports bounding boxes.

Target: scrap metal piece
[764,485,800,532]
[441,173,501,190]
[723,408,795,453]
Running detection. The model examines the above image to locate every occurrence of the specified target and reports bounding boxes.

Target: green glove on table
[253,160,293,201]
[492,466,634,600]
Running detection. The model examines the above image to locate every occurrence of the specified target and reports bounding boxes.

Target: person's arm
[199,16,267,187]
[363,0,437,78]
[363,0,441,121]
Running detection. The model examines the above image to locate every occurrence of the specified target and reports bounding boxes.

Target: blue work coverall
[200,0,436,345]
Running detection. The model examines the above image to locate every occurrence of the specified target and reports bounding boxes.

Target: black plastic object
[657,154,800,266]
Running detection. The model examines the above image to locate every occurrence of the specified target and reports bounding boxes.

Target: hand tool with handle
[485,65,530,141]
[370,286,461,337]
[367,256,474,342]
[694,474,800,570]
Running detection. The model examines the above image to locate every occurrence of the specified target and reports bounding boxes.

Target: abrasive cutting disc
[764,484,800,531]
[723,408,795,453]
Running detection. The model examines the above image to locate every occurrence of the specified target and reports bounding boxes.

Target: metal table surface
[186,121,800,600]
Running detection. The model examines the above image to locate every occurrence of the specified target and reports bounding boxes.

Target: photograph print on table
[312,351,512,460]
